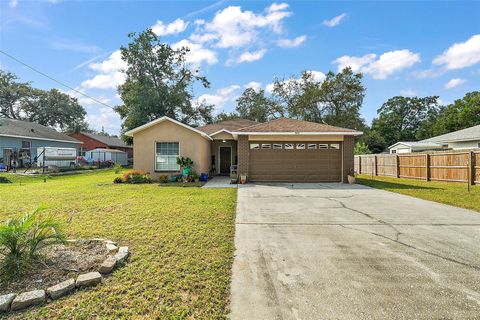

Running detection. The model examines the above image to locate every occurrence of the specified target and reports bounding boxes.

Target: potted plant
[347,168,356,184]
[230,172,238,184]
[240,174,247,184]
[176,157,194,176]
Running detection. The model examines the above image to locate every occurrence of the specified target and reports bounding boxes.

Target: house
[389,124,480,154]
[0,118,82,168]
[86,148,129,166]
[125,116,362,182]
[69,131,133,160]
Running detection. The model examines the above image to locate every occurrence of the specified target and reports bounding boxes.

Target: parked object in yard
[36,147,77,168]
[199,173,209,182]
[347,169,356,184]
[68,131,133,162]
[86,148,128,166]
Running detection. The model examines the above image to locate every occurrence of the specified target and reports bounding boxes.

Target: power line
[0,49,116,110]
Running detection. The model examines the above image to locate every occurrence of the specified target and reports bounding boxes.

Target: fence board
[356,149,479,185]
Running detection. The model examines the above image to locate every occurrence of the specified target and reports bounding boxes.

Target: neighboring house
[0,118,82,168]
[69,132,133,160]
[389,124,480,154]
[125,116,362,182]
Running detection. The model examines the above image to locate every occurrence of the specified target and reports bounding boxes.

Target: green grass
[0,170,237,319]
[357,174,480,212]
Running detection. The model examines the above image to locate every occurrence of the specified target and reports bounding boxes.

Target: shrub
[0,210,65,278]
[113,177,124,184]
[113,163,122,174]
[0,177,11,184]
[158,175,169,183]
[122,170,151,184]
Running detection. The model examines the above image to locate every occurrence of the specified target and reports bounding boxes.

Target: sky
[1,0,479,135]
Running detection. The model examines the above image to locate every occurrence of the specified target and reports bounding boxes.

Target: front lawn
[357,174,480,212]
[0,170,237,319]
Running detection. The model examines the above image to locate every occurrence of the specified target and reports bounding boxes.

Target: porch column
[237,135,249,177]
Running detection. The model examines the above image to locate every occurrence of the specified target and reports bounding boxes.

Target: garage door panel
[249,141,342,182]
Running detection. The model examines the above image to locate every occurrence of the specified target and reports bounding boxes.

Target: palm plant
[0,209,65,277]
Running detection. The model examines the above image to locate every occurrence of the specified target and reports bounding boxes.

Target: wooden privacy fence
[354,150,480,185]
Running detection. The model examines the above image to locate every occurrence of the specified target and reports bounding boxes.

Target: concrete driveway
[230,183,480,320]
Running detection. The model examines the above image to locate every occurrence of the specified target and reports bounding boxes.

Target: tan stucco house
[125,116,362,182]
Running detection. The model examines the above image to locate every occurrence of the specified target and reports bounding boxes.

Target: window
[261,144,271,149]
[307,144,317,150]
[319,144,328,149]
[21,141,31,149]
[155,142,179,171]
[391,150,397,154]
[330,143,340,150]
[285,143,294,150]
[296,144,305,149]
[250,143,259,149]
[273,143,283,149]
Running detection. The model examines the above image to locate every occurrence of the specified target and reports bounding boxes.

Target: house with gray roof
[389,124,480,154]
[69,131,133,160]
[0,118,82,168]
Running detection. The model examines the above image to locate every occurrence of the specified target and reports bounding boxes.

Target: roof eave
[232,131,363,136]
[0,134,82,144]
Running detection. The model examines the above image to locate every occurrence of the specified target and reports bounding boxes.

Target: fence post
[396,154,400,178]
[468,151,474,186]
[374,155,378,176]
[426,154,430,181]
[358,156,362,174]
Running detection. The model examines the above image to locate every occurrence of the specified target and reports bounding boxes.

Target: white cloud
[400,89,417,97]
[80,50,127,90]
[9,0,18,8]
[444,78,466,89]
[333,49,420,79]
[276,35,306,48]
[191,3,292,48]
[151,18,189,36]
[236,49,267,64]
[172,39,218,66]
[49,38,101,54]
[196,85,241,110]
[244,81,262,92]
[323,13,347,27]
[308,70,326,82]
[433,34,480,70]
[85,107,121,134]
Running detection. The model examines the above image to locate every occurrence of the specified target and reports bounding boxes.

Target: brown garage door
[249,142,342,182]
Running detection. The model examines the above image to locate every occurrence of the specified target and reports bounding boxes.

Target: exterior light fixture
[222,139,226,143]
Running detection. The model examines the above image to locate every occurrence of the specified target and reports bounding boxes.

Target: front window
[250,143,259,149]
[155,142,179,171]
[330,143,340,150]
[261,144,271,149]
[273,143,282,149]
[296,144,305,149]
[285,143,294,150]
[21,141,31,149]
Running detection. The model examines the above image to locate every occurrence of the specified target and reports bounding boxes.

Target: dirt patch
[0,240,109,295]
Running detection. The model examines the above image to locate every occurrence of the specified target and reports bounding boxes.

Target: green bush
[158,175,169,183]
[113,163,122,174]
[0,177,11,184]
[0,210,65,278]
[113,177,124,184]
[128,174,152,184]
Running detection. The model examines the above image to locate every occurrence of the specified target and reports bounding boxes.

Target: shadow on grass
[357,178,440,190]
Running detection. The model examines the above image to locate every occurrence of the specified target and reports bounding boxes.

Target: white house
[389,124,480,154]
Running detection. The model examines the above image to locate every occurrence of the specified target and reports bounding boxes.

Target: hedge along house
[0,118,82,168]
[125,116,362,182]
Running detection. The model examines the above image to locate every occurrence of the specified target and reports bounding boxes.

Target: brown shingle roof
[197,119,259,135]
[235,118,358,133]
[79,132,132,148]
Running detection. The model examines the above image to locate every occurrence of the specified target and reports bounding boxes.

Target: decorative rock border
[0,238,129,314]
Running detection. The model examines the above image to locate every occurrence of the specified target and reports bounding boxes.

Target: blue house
[0,118,82,169]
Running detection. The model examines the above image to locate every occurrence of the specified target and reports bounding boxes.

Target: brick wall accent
[237,135,249,177]
[342,135,355,183]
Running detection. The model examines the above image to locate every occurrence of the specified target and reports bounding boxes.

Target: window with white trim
[307,144,316,150]
[273,143,283,149]
[261,143,271,149]
[285,143,294,150]
[250,143,259,149]
[330,143,340,150]
[296,144,305,149]
[319,144,328,149]
[155,142,179,171]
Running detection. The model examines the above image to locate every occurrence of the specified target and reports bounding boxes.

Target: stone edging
[0,238,129,314]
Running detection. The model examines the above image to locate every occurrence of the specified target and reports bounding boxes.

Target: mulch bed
[0,240,109,295]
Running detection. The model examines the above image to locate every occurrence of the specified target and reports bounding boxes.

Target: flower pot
[240,175,247,184]
[347,175,356,184]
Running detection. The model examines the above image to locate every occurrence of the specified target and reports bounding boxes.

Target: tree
[354,141,371,155]
[370,96,441,149]
[270,68,366,130]
[0,70,88,131]
[429,91,480,135]
[235,88,281,122]
[116,29,210,135]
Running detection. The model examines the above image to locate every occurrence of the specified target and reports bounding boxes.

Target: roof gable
[422,124,480,143]
[0,118,81,143]
[124,116,212,140]
[234,118,362,135]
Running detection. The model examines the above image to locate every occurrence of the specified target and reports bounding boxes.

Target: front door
[219,147,232,175]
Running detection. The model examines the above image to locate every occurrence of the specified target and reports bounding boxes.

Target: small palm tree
[0,209,65,277]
